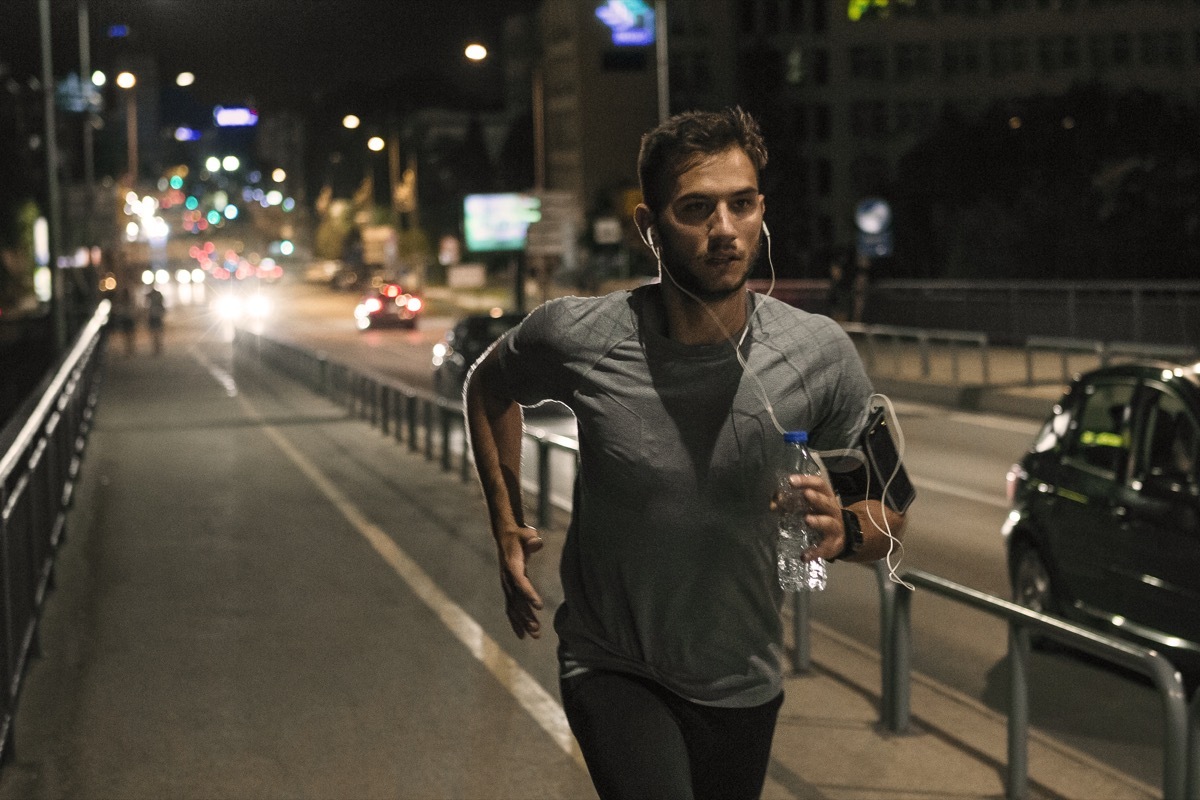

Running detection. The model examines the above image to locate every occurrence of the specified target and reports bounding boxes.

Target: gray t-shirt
[497,284,873,707]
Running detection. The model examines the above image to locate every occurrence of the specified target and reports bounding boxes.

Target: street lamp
[115,70,138,185]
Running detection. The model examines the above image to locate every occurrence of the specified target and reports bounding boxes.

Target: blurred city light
[272,168,287,182]
[176,72,195,87]
[367,136,385,152]
[115,71,136,89]
[205,156,221,171]
[465,43,488,61]
[222,155,240,171]
[91,70,106,87]
[342,114,361,129]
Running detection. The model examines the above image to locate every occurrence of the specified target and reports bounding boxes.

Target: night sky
[1,0,540,111]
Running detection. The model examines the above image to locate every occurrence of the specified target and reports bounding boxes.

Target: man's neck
[660,284,749,346]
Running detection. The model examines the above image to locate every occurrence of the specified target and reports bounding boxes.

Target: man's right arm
[464,346,545,639]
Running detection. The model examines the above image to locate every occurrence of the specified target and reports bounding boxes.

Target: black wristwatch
[834,509,864,561]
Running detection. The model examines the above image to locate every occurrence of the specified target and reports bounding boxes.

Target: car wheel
[1012,545,1063,651]
[1013,545,1055,615]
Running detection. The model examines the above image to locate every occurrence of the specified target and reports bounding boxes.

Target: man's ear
[634,204,657,253]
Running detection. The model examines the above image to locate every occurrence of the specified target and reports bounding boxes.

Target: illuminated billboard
[213,106,258,127]
[595,0,655,46]
[463,193,541,252]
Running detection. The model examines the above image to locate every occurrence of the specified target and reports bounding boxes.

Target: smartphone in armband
[828,406,917,513]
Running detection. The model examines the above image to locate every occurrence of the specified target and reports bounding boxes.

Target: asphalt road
[241,278,1170,789]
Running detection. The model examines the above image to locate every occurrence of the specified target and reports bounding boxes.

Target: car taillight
[406,297,423,312]
[1005,464,1026,506]
[365,297,383,313]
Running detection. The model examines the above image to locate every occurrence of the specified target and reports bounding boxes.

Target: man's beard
[661,239,761,303]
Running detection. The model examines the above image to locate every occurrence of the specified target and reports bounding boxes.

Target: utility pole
[40,0,67,350]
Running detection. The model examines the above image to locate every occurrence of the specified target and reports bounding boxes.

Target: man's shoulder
[753,293,841,333]
[529,289,638,332]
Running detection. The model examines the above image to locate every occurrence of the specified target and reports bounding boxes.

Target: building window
[791,104,808,141]
[943,39,982,77]
[850,101,889,138]
[763,0,781,31]
[814,104,831,141]
[817,158,832,196]
[989,37,1029,76]
[1141,30,1187,68]
[1037,34,1081,72]
[895,101,934,134]
[849,45,888,80]
[738,0,757,33]
[813,49,830,85]
[895,42,934,82]
[817,213,834,246]
[786,0,804,31]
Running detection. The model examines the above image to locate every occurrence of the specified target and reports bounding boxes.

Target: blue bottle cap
[784,430,808,444]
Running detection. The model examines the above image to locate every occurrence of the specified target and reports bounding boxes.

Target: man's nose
[708,204,737,237]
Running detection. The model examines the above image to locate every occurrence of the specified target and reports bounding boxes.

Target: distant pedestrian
[145,285,166,355]
[111,286,136,356]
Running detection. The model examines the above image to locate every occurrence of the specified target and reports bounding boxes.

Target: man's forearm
[465,352,527,536]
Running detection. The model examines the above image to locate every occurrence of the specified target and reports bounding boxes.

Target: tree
[892,85,1200,279]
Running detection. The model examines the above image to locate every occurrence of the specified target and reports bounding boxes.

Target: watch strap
[834,508,863,561]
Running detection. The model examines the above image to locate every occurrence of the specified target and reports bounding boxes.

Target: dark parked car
[431,312,525,399]
[354,283,423,330]
[1003,361,1200,680]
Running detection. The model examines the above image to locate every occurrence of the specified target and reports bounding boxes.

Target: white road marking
[912,476,1009,509]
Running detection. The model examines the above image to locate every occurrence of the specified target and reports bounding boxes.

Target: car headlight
[215,294,243,320]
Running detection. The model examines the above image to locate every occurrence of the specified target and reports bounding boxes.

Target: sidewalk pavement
[0,307,1159,800]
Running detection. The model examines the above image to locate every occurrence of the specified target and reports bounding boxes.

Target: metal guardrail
[844,322,990,386]
[237,328,1200,799]
[889,569,1194,800]
[232,331,580,527]
[0,300,109,765]
[844,322,1200,391]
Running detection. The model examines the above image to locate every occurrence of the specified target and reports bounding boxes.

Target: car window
[1137,387,1199,490]
[1063,381,1136,476]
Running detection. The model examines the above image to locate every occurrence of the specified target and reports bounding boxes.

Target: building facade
[528,0,1200,277]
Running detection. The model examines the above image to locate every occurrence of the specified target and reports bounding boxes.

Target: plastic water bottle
[777,430,827,592]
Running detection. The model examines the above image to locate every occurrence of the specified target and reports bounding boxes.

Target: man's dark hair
[637,107,768,215]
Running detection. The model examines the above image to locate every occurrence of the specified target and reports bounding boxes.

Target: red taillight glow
[383,284,401,298]
[365,297,384,313]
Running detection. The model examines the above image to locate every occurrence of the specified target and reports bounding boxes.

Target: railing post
[380,386,390,436]
[1187,686,1199,800]
[423,401,434,460]
[876,561,897,727]
[791,590,812,673]
[1008,623,1031,800]
[537,438,552,528]
[406,396,418,452]
[460,414,472,483]
[440,405,452,472]
[888,581,912,733]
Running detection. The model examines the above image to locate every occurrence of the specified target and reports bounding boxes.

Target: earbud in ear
[647,228,656,247]
[762,221,770,238]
